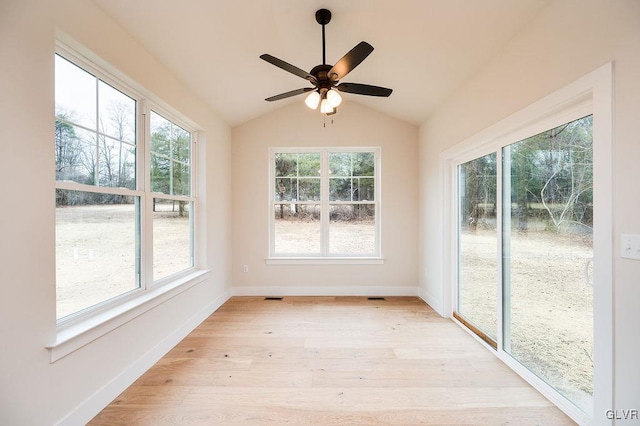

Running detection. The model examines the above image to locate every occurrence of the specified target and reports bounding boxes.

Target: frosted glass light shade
[305,91,321,109]
[320,98,334,114]
[326,89,342,108]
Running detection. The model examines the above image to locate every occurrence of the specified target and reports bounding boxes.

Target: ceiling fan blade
[260,54,317,84]
[335,83,393,97]
[328,41,374,82]
[265,87,314,102]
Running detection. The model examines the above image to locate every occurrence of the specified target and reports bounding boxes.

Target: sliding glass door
[456,153,498,347]
[456,115,594,414]
[503,116,594,412]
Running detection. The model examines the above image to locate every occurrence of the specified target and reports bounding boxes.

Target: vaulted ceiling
[92,0,551,127]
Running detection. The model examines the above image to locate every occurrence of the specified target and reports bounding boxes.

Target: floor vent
[264,297,283,301]
[367,297,386,300]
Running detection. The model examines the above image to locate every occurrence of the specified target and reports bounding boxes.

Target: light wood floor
[89,296,575,425]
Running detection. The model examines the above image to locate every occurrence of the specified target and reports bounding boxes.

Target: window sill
[47,269,210,363]
[265,257,384,265]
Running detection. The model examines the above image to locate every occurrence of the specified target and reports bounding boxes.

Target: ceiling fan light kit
[304,91,321,109]
[320,97,335,115]
[260,8,392,117]
[326,89,342,108]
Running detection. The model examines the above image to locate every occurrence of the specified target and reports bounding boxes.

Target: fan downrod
[316,9,331,65]
[315,9,331,25]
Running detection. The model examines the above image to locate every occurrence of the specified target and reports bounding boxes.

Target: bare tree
[540,117,593,232]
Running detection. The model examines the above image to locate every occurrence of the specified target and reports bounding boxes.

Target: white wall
[3,0,637,423]
[232,101,419,295]
[0,0,232,424]
[418,0,640,420]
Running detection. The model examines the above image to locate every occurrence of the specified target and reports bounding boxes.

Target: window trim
[51,38,204,358]
[267,147,382,261]
[47,270,210,363]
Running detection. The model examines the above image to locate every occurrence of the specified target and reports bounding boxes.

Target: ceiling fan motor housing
[310,64,335,91]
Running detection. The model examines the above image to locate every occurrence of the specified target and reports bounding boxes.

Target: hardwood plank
[91,405,574,426]
[164,344,397,361]
[89,296,575,425]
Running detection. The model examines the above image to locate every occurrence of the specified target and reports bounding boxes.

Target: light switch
[621,234,640,260]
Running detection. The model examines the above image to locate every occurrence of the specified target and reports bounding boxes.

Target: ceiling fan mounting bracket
[315,9,332,26]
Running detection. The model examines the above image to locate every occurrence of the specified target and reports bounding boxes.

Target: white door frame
[439,63,613,426]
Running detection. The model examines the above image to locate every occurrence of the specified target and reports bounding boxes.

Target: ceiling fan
[260,8,392,116]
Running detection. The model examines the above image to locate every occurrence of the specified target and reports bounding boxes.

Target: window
[270,148,380,258]
[55,46,197,322]
[150,111,195,280]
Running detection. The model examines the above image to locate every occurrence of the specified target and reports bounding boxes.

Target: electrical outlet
[242,264,249,273]
[621,234,640,260]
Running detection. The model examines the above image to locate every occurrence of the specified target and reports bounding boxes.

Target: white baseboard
[55,288,232,426]
[416,287,446,317]
[232,285,418,297]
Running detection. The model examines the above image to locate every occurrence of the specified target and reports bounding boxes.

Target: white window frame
[440,63,613,425]
[49,38,207,362]
[267,147,383,264]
